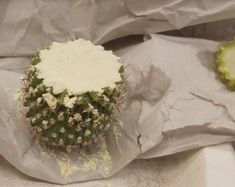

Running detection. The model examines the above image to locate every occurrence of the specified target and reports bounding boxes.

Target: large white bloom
[42,93,58,110]
[63,96,77,108]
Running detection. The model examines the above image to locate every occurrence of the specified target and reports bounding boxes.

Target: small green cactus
[21,41,125,153]
[216,38,235,90]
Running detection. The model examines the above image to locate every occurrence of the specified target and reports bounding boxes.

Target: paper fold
[2,0,235,56]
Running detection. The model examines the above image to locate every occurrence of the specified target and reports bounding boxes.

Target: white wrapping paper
[1,0,235,184]
[164,18,235,41]
[1,34,235,183]
[122,34,235,158]
[1,0,235,56]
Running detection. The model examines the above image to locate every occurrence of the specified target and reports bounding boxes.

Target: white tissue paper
[122,34,235,158]
[1,0,235,184]
[1,0,235,56]
[1,34,235,183]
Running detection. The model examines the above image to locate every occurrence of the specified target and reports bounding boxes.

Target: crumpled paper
[2,0,235,184]
[163,18,235,41]
[1,0,235,56]
[121,34,235,158]
[1,34,235,184]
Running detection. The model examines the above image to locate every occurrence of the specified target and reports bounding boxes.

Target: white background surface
[0,143,234,187]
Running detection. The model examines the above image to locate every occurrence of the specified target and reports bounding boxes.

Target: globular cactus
[21,39,125,153]
[216,38,235,90]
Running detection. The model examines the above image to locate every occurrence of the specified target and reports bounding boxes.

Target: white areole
[36,39,122,95]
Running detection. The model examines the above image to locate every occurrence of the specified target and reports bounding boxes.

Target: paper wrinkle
[165,18,235,42]
[126,34,235,158]
[125,0,235,29]
[107,34,235,159]
[190,89,235,122]
[2,0,235,56]
[0,57,30,73]
[140,124,235,159]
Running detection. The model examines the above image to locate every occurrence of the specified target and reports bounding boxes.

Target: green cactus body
[216,38,235,90]
[21,39,125,153]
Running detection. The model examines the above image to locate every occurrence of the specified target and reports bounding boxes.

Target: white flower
[57,112,64,121]
[34,87,38,93]
[92,123,98,128]
[36,113,42,119]
[84,129,91,137]
[42,93,57,110]
[68,134,74,139]
[51,133,57,138]
[31,117,36,124]
[58,116,64,121]
[74,113,82,121]
[85,118,91,122]
[42,120,48,125]
[68,116,73,123]
[59,127,65,133]
[92,109,99,115]
[37,84,44,90]
[36,97,42,104]
[94,119,100,123]
[86,103,94,112]
[63,96,77,108]
[103,95,109,102]
[43,124,49,129]
[88,103,94,110]
[36,127,42,132]
[76,137,82,143]
[75,126,81,132]
[77,97,82,102]
[28,87,34,95]
[50,118,55,125]
[46,87,51,92]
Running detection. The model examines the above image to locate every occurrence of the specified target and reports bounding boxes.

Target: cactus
[216,38,235,90]
[21,39,125,153]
